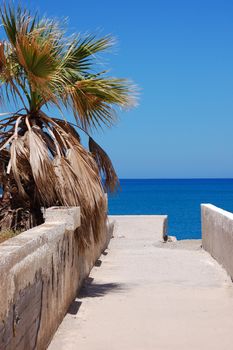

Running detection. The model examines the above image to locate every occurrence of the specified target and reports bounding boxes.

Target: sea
[107,179,233,240]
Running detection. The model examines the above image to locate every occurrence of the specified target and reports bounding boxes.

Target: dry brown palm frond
[3,116,29,195]
[40,114,108,208]
[89,137,119,192]
[41,113,105,208]
[66,142,107,243]
[48,123,107,243]
[41,113,107,230]
[90,202,107,243]
[38,120,65,157]
[50,126,68,156]
[11,134,30,180]
[53,155,96,246]
[39,112,70,153]
[10,137,29,198]
[37,129,57,157]
[53,155,82,206]
[53,118,81,142]
[66,145,103,207]
[27,127,57,205]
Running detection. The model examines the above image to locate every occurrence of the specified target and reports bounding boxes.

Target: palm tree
[0,4,135,243]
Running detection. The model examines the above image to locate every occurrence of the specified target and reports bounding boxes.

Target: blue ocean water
[108,179,233,240]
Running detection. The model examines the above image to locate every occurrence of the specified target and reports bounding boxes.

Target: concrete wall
[201,204,233,279]
[0,207,113,350]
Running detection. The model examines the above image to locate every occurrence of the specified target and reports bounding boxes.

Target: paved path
[49,216,233,350]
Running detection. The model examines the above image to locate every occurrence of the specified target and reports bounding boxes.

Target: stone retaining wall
[0,207,112,350]
[201,204,233,279]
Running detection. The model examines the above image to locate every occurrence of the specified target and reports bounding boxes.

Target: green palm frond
[0,3,137,120]
[0,40,28,107]
[64,77,136,130]
[16,31,63,96]
[1,4,37,45]
[64,35,114,74]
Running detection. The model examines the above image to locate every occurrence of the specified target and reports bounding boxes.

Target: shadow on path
[67,277,127,315]
[67,301,82,315]
[79,278,126,298]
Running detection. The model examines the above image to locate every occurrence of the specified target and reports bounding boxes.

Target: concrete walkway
[49,216,233,350]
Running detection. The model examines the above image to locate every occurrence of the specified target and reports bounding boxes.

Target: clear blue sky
[7,0,233,177]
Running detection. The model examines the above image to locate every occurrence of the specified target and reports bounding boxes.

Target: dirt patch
[0,229,21,244]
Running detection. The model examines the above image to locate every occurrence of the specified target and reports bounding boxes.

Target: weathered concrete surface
[49,215,233,350]
[202,203,233,281]
[0,206,112,350]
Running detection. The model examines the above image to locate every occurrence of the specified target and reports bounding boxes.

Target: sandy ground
[48,215,233,350]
